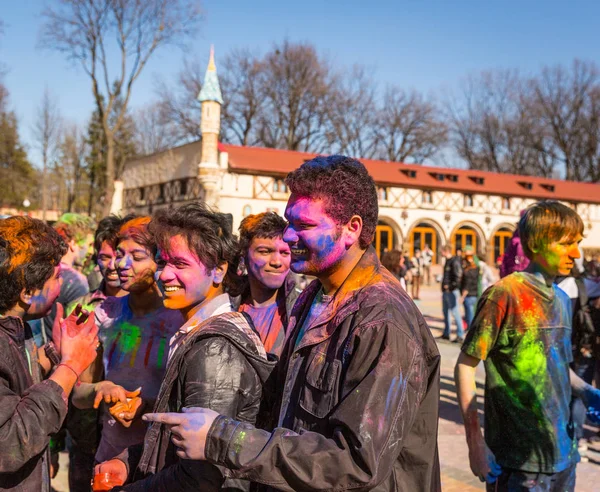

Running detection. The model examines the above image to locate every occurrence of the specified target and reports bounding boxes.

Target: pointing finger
[142,412,185,425]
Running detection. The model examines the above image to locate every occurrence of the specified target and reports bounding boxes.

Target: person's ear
[68,239,78,253]
[344,215,363,248]
[213,262,229,286]
[20,288,33,307]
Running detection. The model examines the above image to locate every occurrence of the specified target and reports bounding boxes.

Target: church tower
[198,46,224,208]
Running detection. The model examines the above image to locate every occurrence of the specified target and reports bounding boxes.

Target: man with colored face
[144,156,442,491]
[0,216,99,492]
[70,217,183,466]
[234,212,300,357]
[29,213,96,347]
[63,215,130,492]
[455,201,600,491]
[94,203,275,491]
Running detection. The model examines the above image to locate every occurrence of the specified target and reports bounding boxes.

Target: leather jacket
[117,311,276,491]
[0,317,67,492]
[204,247,442,491]
[442,256,463,292]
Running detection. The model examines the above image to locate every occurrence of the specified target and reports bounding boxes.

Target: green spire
[198,45,223,104]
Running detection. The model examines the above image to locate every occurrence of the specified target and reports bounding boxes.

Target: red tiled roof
[220,143,600,204]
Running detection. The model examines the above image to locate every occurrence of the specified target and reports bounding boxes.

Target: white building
[120,49,600,266]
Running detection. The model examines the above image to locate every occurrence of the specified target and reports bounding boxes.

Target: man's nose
[283,226,297,244]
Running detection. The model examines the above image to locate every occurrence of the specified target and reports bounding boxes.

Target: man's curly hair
[0,216,66,314]
[150,203,241,295]
[285,155,378,249]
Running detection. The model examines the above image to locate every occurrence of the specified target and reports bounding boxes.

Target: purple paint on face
[283,195,347,277]
[97,240,120,289]
[157,235,218,319]
[28,266,62,318]
[247,237,290,290]
[116,239,157,293]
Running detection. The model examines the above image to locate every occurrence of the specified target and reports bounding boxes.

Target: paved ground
[53,281,600,491]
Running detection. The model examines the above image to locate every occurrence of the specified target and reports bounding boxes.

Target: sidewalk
[53,282,600,491]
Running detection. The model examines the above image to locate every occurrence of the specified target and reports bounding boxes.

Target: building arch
[406,218,446,264]
[489,222,516,265]
[374,216,403,258]
[450,221,486,257]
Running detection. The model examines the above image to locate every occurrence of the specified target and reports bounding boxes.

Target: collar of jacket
[0,315,27,345]
[290,246,381,352]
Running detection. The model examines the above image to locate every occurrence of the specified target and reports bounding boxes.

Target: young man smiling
[94,203,275,491]
[144,156,442,491]
[235,212,300,357]
[455,201,600,491]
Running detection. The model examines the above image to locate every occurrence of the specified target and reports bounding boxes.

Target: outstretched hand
[142,407,220,460]
[94,383,141,409]
[109,396,144,428]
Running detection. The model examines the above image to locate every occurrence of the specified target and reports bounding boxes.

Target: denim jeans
[571,355,596,441]
[443,289,464,338]
[463,295,478,330]
[486,464,576,492]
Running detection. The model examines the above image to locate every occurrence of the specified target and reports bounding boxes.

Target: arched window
[502,197,511,210]
[273,179,288,193]
[242,205,252,217]
[378,186,389,201]
[464,194,474,208]
[422,190,433,204]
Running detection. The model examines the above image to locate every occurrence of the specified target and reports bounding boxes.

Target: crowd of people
[0,154,599,492]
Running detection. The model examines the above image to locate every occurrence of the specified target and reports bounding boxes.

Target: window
[273,179,288,193]
[464,194,474,207]
[502,197,511,210]
[242,205,252,217]
[378,186,388,201]
[422,190,433,204]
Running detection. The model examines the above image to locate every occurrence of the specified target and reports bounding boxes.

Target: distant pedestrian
[422,244,434,285]
[440,244,464,342]
[460,247,479,329]
[411,249,423,299]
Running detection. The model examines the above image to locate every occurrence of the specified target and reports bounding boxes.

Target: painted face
[157,235,220,314]
[28,266,62,318]
[283,195,347,276]
[97,240,120,289]
[535,233,583,277]
[116,238,157,293]
[246,236,290,290]
[74,234,94,265]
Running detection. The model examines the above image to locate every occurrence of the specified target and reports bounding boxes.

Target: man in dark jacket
[440,243,464,342]
[0,216,99,492]
[233,212,301,357]
[144,156,442,491]
[95,203,275,491]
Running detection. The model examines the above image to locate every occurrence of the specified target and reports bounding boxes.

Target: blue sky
[2,0,600,167]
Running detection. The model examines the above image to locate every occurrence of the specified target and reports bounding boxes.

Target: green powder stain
[156,338,165,368]
[118,321,142,354]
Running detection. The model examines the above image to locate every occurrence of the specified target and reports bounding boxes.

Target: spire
[198,45,223,104]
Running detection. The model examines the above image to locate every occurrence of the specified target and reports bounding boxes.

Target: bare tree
[41,0,202,214]
[134,104,177,155]
[33,88,62,220]
[375,87,447,163]
[220,48,266,146]
[527,59,600,181]
[154,56,203,144]
[258,40,334,152]
[53,124,87,212]
[326,65,378,158]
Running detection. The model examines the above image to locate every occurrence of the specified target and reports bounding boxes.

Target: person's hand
[93,382,141,409]
[93,459,127,488]
[142,407,220,460]
[467,434,502,483]
[585,387,600,425]
[58,304,99,375]
[109,397,144,428]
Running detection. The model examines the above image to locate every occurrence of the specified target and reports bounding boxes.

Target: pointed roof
[198,45,224,104]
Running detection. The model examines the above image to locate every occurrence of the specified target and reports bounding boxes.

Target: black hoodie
[116,311,276,492]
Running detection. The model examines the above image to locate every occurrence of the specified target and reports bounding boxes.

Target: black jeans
[486,464,576,492]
